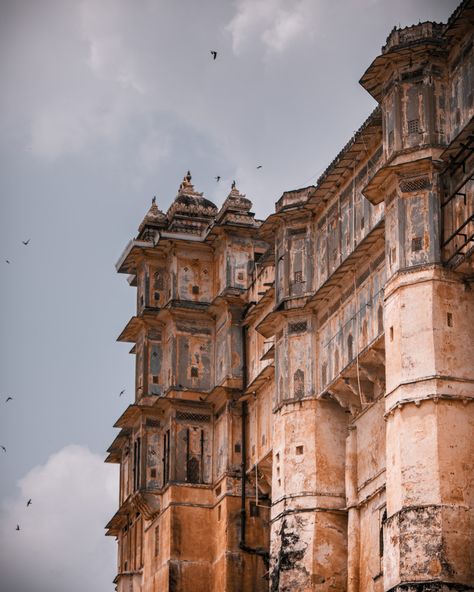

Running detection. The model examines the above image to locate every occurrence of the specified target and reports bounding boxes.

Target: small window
[152,375,159,384]
[215,485,221,497]
[294,271,304,284]
[234,443,241,454]
[411,236,423,252]
[237,272,244,281]
[154,291,160,301]
[296,446,304,455]
[390,327,394,341]
[192,285,199,295]
[408,118,420,134]
[191,367,199,378]
[447,312,453,327]
[150,468,156,479]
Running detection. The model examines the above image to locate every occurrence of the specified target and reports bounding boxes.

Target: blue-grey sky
[0,0,459,590]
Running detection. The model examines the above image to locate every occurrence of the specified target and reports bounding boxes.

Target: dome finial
[152,196,156,204]
[231,180,236,189]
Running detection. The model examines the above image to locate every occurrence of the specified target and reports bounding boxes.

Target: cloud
[226,0,318,55]
[0,445,118,592]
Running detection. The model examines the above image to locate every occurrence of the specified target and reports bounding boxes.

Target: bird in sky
[119,389,125,397]
[1,446,6,453]
[210,50,217,60]
[22,239,30,246]
[16,525,20,531]
[27,499,32,507]
[215,176,221,182]
[256,165,263,169]
[5,259,11,264]
[5,396,13,402]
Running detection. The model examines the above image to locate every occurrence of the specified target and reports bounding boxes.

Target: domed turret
[167,171,217,234]
[137,196,167,241]
[216,181,259,227]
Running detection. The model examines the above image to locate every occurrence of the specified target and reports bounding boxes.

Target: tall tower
[106,174,270,592]
[361,13,474,591]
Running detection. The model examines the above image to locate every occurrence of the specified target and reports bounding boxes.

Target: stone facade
[106,3,474,591]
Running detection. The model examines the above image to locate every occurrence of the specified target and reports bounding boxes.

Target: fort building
[106,2,474,590]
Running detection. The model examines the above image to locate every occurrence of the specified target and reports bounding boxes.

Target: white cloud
[226,0,318,55]
[0,445,118,592]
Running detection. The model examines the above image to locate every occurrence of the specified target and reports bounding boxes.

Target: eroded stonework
[107,2,474,590]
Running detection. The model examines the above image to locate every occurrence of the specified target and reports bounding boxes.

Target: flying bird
[256,165,263,169]
[119,389,125,397]
[22,239,30,246]
[5,259,11,264]
[210,50,217,60]
[214,176,221,182]
[1,446,6,453]
[27,499,32,507]
[5,396,13,402]
[16,525,20,531]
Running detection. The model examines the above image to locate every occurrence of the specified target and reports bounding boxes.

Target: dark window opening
[412,236,423,252]
[348,334,354,361]
[296,445,304,455]
[154,291,160,301]
[192,285,199,294]
[154,525,160,557]
[380,509,387,557]
[293,369,305,399]
[163,430,170,486]
[234,443,241,454]
[150,469,156,479]
[191,366,199,378]
[187,457,200,483]
[447,312,453,327]
[152,375,159,384]
[132,437,141,491]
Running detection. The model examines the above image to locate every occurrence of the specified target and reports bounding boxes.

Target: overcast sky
[0,0,459,590]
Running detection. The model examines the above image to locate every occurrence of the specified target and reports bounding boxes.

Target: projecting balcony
[440,118,474,271]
